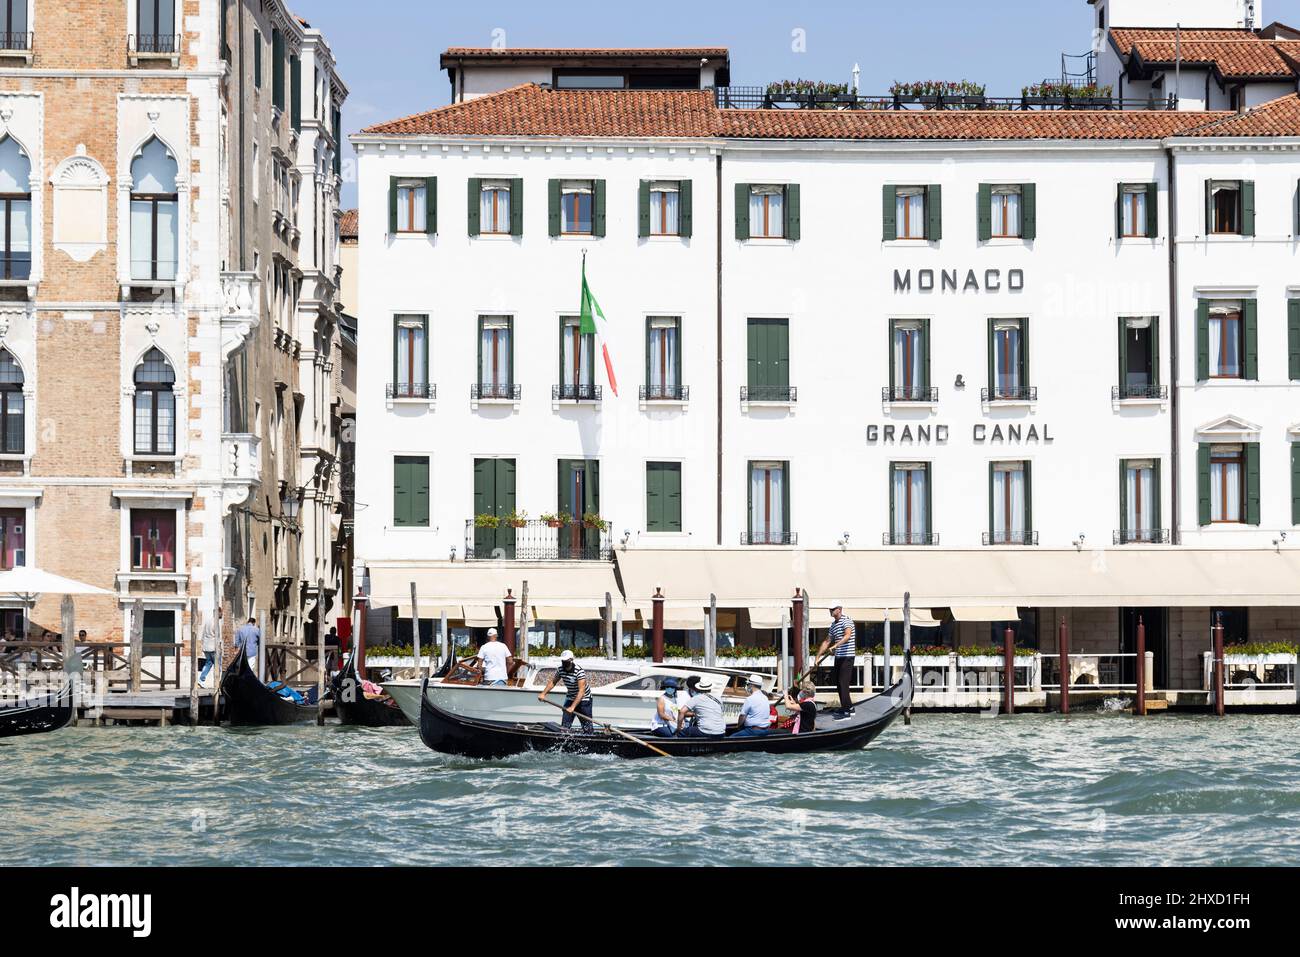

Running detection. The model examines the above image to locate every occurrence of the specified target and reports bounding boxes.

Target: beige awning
[748,607,789,629]
[533,605,602,621]
[847,608,939,627]
[462,605,499,627]
[368,562,621,614]
[949,606,1021,622]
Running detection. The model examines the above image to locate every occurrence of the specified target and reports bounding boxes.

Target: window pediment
[1195,414,1261,442]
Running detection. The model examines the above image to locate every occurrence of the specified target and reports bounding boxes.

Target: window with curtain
[647,316,680,398]
[133,348,176,455]
[1121,184,1148,237]
[136,0,177,52]
[991,462,1026,544]
[0,348,23,454]
[130,509,176,571]
[393,315,427,397]
[1210,445,1244,523]
[991,186,1022,238]
[749,462,785,544]
[1125,460,1156,541]
[130,137,178,281]
[1,0,28,50]
[1123,316,1155,394]
[892,319,925,400]
[993,319,1023,398]
[396,180,427,232]
[0,507,23,569]
[0,136,30,280]
[649,182,679,236]
[1210,181,1240,234]
[748,185,785,239]
[896,187,926,240]
[480,180,511,234]
[479,316,511,396]
[559,315,593,398]
[561,181,593,234]
[892,463,928,544]
[1208,303,1243,378]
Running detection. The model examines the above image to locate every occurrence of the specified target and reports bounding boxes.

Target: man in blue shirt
[235,617,260,670]
[731,674,772,737]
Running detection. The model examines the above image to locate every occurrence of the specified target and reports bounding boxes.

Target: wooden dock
[77,690,220,727]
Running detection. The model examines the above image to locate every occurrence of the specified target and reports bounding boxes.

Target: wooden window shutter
[592,180,607,237]
[1289,299,1300,380]
[1245,442,1261,526]
[424,177,437,235]
[509,179,523,236]
[1240,180,1256,236]
[1118,460,1128,534]
[746,319,762,390]
[679,180,693,238]
[665,463,681,531]
[1243,299,1258,380]
[881,185,897,242]
[1117,316,1127,390]
[637,181,651,238]
[393,457,409,527]
[746,463,754,537]
[887,320,896,393]
[977,184,992,241]
[781,461,791,535]
[674,318,682,387]
[499,458,516,519]
[466,177,481,236]
[1204,180,1214,233]
[1020,183,1037,240]
[888,464,896,538]
[986,317,995,393]
[785,184,801,241]
[1197,444,1212,526]
[588,460,600,514]
[734,183,750,240]
[547,179,561,237]
[1023,460,1033,534]
[1021,317,1031,387]
[646,463,663,532]
[988,462,996,539]
[388,176,399,235]
[506,316,514,386]
[473,459,491,523]
[773,319,789,389]
[643,317,651,388]
[920,316,931,390]
[926,184,942,241]
[1152,459,1162,532]
[1145,182,1159,237]
[1293,444,1300,526]
[290,55,301,130]
[923,463,932,537]
[1195,300,1210,381]
[1115,183,1125,238]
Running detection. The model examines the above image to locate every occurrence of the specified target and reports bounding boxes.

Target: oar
[539,696,671,758]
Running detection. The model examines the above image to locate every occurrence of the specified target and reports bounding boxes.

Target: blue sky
[294,0,1300,208]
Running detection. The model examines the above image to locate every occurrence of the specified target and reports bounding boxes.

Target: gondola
[417,653,915,760]
[331,650,410,727]
[0,678,75,739]
[220,651,317,726]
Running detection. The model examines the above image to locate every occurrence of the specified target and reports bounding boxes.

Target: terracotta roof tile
[1111,27,1297,79]
[1178,92,1300,136]
[339,208,358,238]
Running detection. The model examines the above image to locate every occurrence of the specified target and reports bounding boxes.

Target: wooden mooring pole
[189,598,199,726]
[1057,617,1070,715]
[1002,623,1015,715]
[1213,612,1225,717]
[317,578,327,726]
[902,591,912,726]
[518,579,530,662]
[790,588,805,677]
[1135,615,1147,716]
[502,589,516,654]
[409,581,421,673]
[130,598,144,692]
[651,587,665,663]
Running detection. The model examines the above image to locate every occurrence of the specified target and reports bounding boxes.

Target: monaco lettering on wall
[866,423,1054,444]
[894,268,1025,293]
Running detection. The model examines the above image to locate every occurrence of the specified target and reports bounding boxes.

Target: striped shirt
[829,615,856,658]
[555,664,593,702]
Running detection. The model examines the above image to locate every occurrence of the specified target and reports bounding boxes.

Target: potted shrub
[474,513,500,529]
[582,512,608,532]
[505,509,528,529]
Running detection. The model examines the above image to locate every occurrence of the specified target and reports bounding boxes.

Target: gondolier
[815,603,856,715]
[538,650,595,732]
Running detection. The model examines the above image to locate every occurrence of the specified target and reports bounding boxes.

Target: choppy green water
[3,712,1298,866]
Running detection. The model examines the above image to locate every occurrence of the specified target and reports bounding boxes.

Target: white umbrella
[0,567,114,598]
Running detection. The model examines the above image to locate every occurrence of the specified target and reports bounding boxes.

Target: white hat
[486,627,499,637]
[747,673,765,687]
[559,649,575,662]
[829,601,845,611]
[694,677,715,692]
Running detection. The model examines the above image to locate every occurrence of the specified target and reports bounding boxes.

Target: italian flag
[580,256,618,396]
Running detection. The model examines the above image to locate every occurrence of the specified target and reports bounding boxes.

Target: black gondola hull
[331,656,410,727]
[0,681,75,739]
[220,653,316,726]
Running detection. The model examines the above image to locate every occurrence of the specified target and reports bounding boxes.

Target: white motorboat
[384,658,778,730]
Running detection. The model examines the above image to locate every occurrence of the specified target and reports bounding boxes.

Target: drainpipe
[238,5,245,269]
[1166,145,1181,545]
[715,151,723,546]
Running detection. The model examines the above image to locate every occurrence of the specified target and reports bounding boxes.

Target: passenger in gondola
[730,674,773,737]
[537,649,595,732]
[782,680,818,734]
[649,677,682,737]
[677,677,726,737]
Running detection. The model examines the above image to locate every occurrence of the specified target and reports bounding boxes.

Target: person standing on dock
[538,650,595,732]
[815,603,856,716]
[198,608,222,687]
[235,616,260,670]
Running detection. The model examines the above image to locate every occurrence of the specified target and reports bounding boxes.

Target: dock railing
[1042,652,1153,692]
[264,641,321,687]
[0,639,186,690]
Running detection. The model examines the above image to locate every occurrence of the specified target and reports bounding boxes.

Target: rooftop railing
[713,86,1177,112]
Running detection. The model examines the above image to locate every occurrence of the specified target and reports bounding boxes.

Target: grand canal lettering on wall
[865,423,1054,444]
[893,268,1025,294]
[973,423,1053,444]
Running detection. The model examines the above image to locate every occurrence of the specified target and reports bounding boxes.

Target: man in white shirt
[677,677,726,737]
[474,628,512,686]
[731,674,773,737]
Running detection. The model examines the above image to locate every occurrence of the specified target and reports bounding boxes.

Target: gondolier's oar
[538,696,671,758]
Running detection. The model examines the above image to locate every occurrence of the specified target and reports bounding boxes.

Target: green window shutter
[920,316,931,389]
[679,180,693,238]
[1240,180,1256,236]
[781,462,791,535]
[988,462,995,539]
[643,318,651,388]
[1245,443,1261,526]
[476,316,483,385]
[466,177,481,236]
[888,464,896,538]
[923,463,932,536]
[746,319,762,390]
[1117,316,1127,390]
[673,318,682,387]
[887,320,896,392]
[393,457,410,527]
[547,179,561,237]
[1021,317,1031,387]
[253,32,261,87]
[498,459,516,518]
[1023,460,1033,534]
[1243,299,1258,379]
[1152,459,1162,532]
[1115,183,1125,238]
[785,184,801,241]
[557,459,572,516]
[1197,444,1212,526]
[881,185,898,242]
[271,29,284,109]
[1293,444,1300,526]
[1151,316,1161,387]
[1288,299,1300,380]
[926,184,942,241]
[506,316,514,386]
[1196,300,1210,381]
[665,463,681,532]
[473,459,491,521]
[413,458,429,527]
[646,463,663,531]
[1145,182,1159,238]
[588,460,600,515]
[734,183,749,240]
[1118,460,1128,535]
[1205,180,1214,233]
[424,177,437,234]
[637,181,651,238]
[290,55,301,130]
[986,317,995,392]
[1020,183,1037,240]
[391,315,399,385]
[592,180,607,237]
[509,179,523,236]
[388,176,399,235]
[977,184,992,242]
[746,463,754,537]
[772,320,789,389]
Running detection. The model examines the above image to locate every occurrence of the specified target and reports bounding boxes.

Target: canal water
[3,711,1297,866]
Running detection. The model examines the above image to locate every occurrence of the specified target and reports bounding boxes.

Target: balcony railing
[471,383,520,401]
[464,518,611,561]
[882,386,939,403]
[128,33,180,54]
[1113,528,1171,545]
[713,86,1177,112]
[0,32,32,51]
[983,530,1039,546]
[883,531,940,546]
[1112,384,1168,401]
[553,383,602,401]
[387,382,434,400]
[640,384,689,402]
[981,386,1038,403]
[740,531,798,546]
[741,385,797,403]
